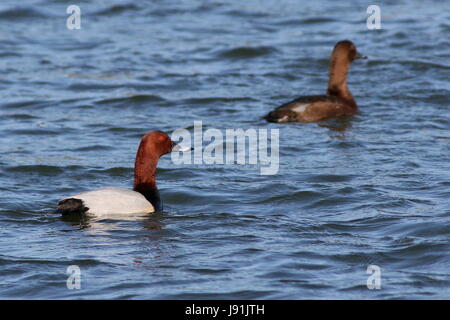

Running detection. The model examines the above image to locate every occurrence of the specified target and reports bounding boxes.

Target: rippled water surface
[0,0,449,299]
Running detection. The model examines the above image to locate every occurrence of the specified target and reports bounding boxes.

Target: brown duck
[264,40,366,123]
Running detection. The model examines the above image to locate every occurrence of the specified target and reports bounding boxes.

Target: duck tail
[263,109,293,123]
[56,198,88,216]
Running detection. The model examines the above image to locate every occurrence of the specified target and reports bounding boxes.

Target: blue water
[0,0,449,299]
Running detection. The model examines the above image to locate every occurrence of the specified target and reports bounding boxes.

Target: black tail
[56,198,89,216]
[263,109,296,123]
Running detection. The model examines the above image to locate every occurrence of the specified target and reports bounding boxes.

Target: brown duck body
[264,40,365,123]
[264,94,357,123]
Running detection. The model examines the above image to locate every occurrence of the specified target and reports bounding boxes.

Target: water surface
[0,0,449,299]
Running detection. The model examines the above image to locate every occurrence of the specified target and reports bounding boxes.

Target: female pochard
[56,130,190,217]
[264,40,366,123]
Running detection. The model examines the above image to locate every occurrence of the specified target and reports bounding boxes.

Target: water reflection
[60,213,92,230]
[60,212,166,233]
[318,116,353,140]
[318,117,353,132]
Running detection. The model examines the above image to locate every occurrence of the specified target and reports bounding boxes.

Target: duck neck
[133,153,162,211]
[327,59,357,109]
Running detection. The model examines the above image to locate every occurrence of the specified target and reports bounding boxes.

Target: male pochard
[56,130,190,217]
[264,40,366,123]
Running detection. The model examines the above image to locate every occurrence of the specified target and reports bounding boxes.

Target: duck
[56,130,191,217]
[263,40,366,123]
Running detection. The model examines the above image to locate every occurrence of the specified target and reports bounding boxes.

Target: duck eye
[349,49,356,60]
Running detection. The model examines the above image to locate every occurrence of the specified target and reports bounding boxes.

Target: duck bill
[172,143,193,152]
[355,51,368,59]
